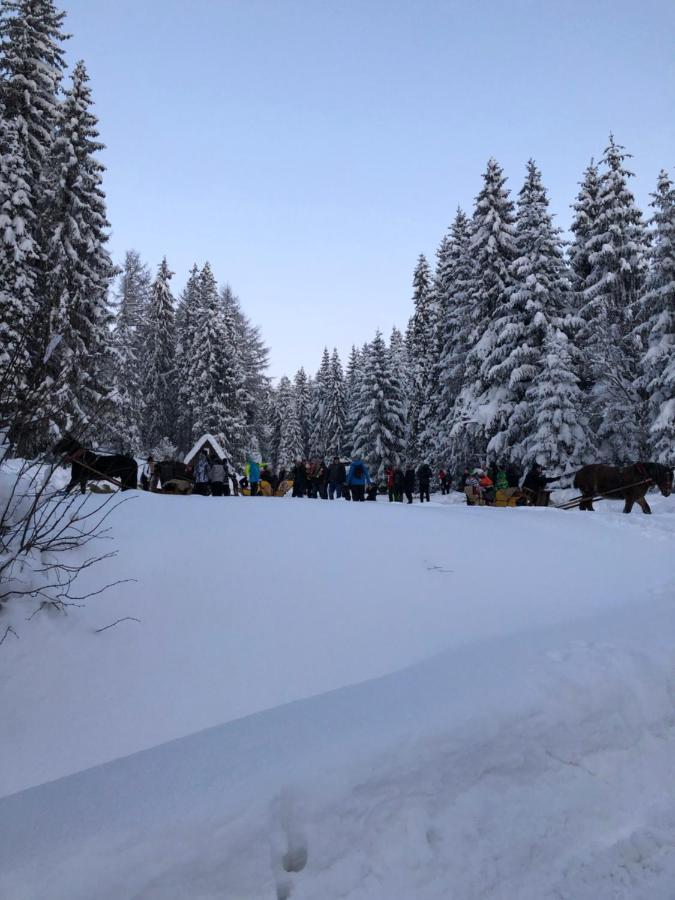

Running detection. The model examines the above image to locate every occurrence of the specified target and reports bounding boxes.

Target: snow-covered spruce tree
[343,344,363,457]
[174,264,201,452]
[641,170,675,462]
[352,330,406,478]
[324,349,346,456]
[221,285,270,458]
[0,0,67,188]
[435,208,473,466]
[309,347,331,457]
[42,60,116,443]
[0,109,38,435]
[389,326,409,392]
[452,159,516,465]
[141,258,177,450]
[185,263,234,452]
[293,367,312,458]
[520,326,593,474]
[275,376,304,470]
[405,254,437,462]
[103,250,152,453]
[580,136,650,461]
[568,160,601,390]
[0,0,68,442]
[420,232,456,466]
[484,160,583,464]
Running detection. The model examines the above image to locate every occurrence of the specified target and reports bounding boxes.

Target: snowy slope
[2,491,675,898]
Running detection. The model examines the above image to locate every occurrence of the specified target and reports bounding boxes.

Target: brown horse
[573,462,673,514]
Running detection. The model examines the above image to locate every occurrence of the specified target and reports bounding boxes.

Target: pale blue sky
[61,0,675,378]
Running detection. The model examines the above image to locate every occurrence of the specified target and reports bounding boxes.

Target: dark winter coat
[523,465,547,492]
[328,462,346,484]
[417,463,432,485]
[292,463,307,487]
[404,469,416,491]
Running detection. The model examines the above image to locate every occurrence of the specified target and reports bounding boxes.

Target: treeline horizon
[1,1,673,478]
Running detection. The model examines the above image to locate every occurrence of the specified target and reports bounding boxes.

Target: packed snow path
[1,492,675,899]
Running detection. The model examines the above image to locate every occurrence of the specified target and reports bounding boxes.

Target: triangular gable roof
[184,434,228,465]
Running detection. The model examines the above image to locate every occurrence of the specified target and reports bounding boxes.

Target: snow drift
[1,490,675,898]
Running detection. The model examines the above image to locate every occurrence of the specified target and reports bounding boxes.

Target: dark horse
[573,462,673,514]
[53,436,138,494]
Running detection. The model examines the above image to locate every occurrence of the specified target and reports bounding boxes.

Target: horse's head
[658,466,674,497]
[646,462,674,497]
[52,435,80,457]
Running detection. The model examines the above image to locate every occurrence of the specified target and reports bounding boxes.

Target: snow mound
[1,491,675,898]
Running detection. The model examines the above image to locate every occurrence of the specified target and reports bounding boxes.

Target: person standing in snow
[291,459,307,497]
[522,463,558,506]
[193,451,211,496]
[247,455,261,496]
[403,467,416,504]
[346,458,371,502]
[386,465,396,502]
[438,467,450,495]
[209,458,226,496]
[393,467,405,502]
[417,462,432,503]
[327,457,346,499]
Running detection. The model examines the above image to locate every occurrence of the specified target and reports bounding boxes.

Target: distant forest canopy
[1,0,673,477]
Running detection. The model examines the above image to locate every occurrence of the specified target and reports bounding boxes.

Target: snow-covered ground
[1,489,675,899]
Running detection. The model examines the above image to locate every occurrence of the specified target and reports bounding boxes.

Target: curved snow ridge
[3,492,673,797]
[2,591,675,900]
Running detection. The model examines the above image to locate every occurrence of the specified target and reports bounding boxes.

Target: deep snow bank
[1,490,675,898]
[2,491,673,796]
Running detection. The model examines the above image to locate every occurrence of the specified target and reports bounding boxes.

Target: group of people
[141,449,557,507]
[460,462,557,506]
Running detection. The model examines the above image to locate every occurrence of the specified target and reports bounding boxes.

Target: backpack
[353,463,364,480]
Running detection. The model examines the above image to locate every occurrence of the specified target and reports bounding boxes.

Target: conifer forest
[1,0,673,479]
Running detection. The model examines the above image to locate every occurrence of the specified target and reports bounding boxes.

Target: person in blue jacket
[346,458,371,502]
[247,455,261,496]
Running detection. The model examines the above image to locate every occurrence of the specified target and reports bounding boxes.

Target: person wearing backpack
[346,457,371,501]
[327,457,346,499]
[418,462,432,502]
[403,467,416,504]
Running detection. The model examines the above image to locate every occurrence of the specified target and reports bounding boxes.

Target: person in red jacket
[438,468,450,495]
[478,471,495,505]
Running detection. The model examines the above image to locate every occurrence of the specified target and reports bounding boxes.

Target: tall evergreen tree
[175,264,201,452]
[0,109,37,431]
[520,326,592,473]
[405,253,436,461]
[0,0,68,447]
[186,263,234,450]
[44,60,115,440]
[222,285,269,458]
[352,331,406,477]
[486,160,579,462]
[309,347,330,457]
[452,158,516,463]
[292,367,312,458]
[0,0,67,187]
[275,375,304,469]
[436,208,473,464]
[641,170,675,461]
[142,258,177,449]
[103,250,151,452]
[324,349,346,456]
[580,136,650,460]
[343,345,363,457]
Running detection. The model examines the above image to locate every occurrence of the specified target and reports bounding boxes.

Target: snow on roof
[184,434,228,465]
